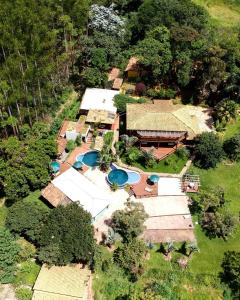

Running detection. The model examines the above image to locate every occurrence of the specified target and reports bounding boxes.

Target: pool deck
[131,173,158,198]
[58,144,91,175]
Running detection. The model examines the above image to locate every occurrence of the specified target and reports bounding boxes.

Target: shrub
[194,132,224,169]
[147,88,176,99]
[135,82,146,95]
[221,251,240,299]
[223,134,240,161]
[66,140,75,153]
[15,288,32,300]
[113,238,147,278]
[126,147,142,165]
[215,99,237,126]
[114,94,146,113]
[17,238,36,262]
[175,147,189,159]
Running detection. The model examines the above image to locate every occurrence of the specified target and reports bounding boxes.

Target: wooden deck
[131,173,158,198]
[141,146,177,161]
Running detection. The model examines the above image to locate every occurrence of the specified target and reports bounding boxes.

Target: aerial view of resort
[0,1,240,299]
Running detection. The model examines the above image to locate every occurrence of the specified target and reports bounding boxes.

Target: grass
[128,152,188,174]
[193,0,240,27]
[14,260,40,286]
[188,116,240,274]
[221,116,240,141]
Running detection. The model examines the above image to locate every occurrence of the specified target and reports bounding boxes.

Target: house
[127,100,213,148]
[57,117,90,156]
[108,68,123,90]
[41,167,112,218]
[125,57,141,78]
[32,264,92,300]
[80,88,119,130]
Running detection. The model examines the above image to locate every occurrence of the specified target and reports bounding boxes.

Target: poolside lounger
[144,187,153,192]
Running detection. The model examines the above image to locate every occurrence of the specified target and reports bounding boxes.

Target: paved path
[0,284,17,300]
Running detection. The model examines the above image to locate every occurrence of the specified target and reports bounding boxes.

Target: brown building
[126,100,213,148]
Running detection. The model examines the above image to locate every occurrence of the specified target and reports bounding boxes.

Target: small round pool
[50,161,60,173]
[76,150,100,167]
[108,169,129,186]
[127,171,141,185]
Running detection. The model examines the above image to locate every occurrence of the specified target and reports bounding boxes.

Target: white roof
[52,168,111,217]
[80,88,119,114]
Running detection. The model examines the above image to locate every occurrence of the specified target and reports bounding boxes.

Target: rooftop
[43,167,112,217]
[86,109,115,125]
[108,67,120,81]
[127,100,213,139]
[80,88,119,114]
[125,57,140,71]
[33,264,91,300]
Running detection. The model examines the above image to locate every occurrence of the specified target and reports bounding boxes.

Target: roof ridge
[172,108,198,134]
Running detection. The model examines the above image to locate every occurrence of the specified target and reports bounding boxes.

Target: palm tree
[120,134,138,150]
[142,148,155,167]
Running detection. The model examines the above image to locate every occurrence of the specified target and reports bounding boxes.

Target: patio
[131,173,158,198]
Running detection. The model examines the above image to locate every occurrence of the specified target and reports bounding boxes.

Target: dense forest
[1,0,240,138]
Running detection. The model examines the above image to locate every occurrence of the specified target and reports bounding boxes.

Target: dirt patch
[0,284,17,300]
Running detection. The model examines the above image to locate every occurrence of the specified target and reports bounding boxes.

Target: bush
[195,132,224,169]
[147,88,176,99]
[126,147,142,165]
[66,140,75,153]
[221,251,240,299]
[113,238,147,278]
[135,82,146,95]
[223,134,240,161]
[114,94,146,113]
[175,147,189,159]
[17,238,36,262]
[215,99,237,126]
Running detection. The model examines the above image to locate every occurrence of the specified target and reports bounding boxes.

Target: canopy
[149,174,160,183]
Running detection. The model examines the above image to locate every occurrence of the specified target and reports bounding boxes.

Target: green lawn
[193,0,240,27]
[14,260,40,286]
[124,152,188,174]
[221,116,240,141]
[188,157,240,274]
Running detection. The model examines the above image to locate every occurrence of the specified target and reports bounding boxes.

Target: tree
[6,200,49,243]
[114,94,146,113]
[111,201,148,242]
[194,132,224,169]
[120,134,138,150]
[215,99,237,126]
[89,4,125,37]
[190,187,225,213]
[221,251,240,299]
[126,147,142,165]
[201,209,238,240]
[38,203,95,265]
[113,238,146,278]
[0,228,20,283]
[224,134,240,161]
[81,67,107,88]
[134,26,172,80]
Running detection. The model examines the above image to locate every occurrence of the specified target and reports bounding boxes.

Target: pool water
[50,161,60,173]
[126,171,141,185]
[108,169,129,186]
[76,150,100,167]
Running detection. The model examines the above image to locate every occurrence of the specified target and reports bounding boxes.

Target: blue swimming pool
[107,169,129,186]
[76,150,100,167]
[50,161,60,173]
[127,171,141,185]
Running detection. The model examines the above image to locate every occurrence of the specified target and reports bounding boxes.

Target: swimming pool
[76,150,100,167]
[107,169,129,187]
[50,161,60,173]
[126,171,141,185]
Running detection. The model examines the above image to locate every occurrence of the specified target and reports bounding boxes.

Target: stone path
[0,284,17,300]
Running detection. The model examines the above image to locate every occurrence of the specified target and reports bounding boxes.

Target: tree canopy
[38,203,95,265]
